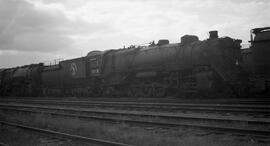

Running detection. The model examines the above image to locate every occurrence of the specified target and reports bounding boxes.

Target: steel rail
[3,99,270,109]
[5,102,270,114]
[1,106,270,138]
[0,121,131,146]
[0,142,9,146]
[0,103,269,125]
[3,101,269,114]
[2,98,270,104]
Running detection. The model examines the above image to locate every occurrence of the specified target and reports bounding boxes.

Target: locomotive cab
[250,27,270,76]
[250,27,270,92]
[86,51,103,76]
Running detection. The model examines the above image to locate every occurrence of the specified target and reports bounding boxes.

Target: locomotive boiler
[87,31,242,97]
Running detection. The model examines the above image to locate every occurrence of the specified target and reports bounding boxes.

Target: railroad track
[0,103,269,126]
[2,99,269,115]
[2,98,270,106]
[1,98,270,105]
[0,121,130,146]
[0,142,9,146]
[1,103,269,138]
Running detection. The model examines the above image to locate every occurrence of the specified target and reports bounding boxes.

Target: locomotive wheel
[92,88,102,97]
[104,87,114,97]
[154,87,166,97]
[127,87,133,97]
[134,87,143,97]
[143,87,153,97]
[127,87,138,97]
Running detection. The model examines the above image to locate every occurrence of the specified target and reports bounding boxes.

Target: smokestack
[209,31,218,39]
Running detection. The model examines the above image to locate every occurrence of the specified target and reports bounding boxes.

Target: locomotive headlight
[235,60,239,66]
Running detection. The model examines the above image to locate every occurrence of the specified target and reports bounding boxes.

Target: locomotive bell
[209,31,218,39]
[181,35,199,45]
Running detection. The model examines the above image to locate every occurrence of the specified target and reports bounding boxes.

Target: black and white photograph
[0,0,269,145]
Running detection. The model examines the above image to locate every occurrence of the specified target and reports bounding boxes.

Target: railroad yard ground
[0,124,90,146]
[0,97,269,146]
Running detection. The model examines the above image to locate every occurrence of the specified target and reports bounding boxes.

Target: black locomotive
[241,27,270,94]
[1,27,269,97]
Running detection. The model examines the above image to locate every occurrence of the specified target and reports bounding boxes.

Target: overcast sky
[0,0,269,68]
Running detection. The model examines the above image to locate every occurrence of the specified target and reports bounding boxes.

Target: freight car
[0,28,269,97]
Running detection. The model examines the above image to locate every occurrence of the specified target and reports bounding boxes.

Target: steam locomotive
[0,27,269,97]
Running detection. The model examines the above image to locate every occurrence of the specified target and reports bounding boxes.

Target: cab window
[89,56,100,75]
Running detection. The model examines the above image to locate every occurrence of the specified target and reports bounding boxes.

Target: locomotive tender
[0,27,269,97]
